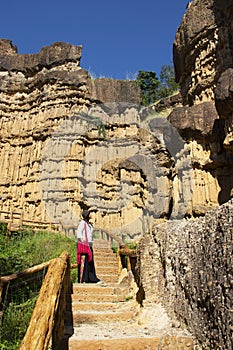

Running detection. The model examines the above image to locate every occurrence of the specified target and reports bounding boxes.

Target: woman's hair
[82,210,90,221]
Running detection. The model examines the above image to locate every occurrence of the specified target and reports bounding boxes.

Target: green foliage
[126,241,137,250]
[0,223,7,236]
[136,70,160,106]
[111,245,118,254]
[159,64,180,98]
[0,227,77,276]
[79,111,107,139]
[136,64,180,106]
[0,298,37,350]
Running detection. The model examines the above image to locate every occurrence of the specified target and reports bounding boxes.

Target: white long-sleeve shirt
[77,220,93,243]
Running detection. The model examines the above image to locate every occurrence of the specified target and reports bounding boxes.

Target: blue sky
[1,0,188,79]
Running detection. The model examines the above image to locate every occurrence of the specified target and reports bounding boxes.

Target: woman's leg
[81,254,89,283]
[78,255,86,283]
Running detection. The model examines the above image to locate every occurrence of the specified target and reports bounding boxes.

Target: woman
[76,210,102,283]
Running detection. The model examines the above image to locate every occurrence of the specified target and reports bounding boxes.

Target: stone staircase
[63,239,195,350]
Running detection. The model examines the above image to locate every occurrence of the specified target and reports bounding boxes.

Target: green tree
[158,64,179,98]
[136,65,180,106]
[136,70,160,106]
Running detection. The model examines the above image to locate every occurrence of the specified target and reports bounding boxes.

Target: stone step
[94,252,116,257]
[95,258,117,265]
[69,335,194,350]
[72,274,118,284]
[94,259,118,266]
[93,251,117,258]
[72,309,135,324]
[71,301,126,311]
[93,243,113,250]
[72,283,128,298]
[95,259,119,267]
[66,303,195,350]
[72,284,115,295]
[94,247,117,251]
[71,293,125,303]
[95,261,119,269]
[93,238,113,245]
[65,239,195,350]
[96,274,119,284]
[95,266,119,275]
[93,243,116,249]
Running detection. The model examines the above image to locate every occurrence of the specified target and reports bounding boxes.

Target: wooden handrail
[0,261,51,306]
[19,251,70,350]
[93,227,137,272]
[94,227,128,248]
[0,262,50,284]
[118,247,137,257]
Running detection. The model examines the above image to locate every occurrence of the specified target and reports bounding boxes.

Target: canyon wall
[0,40,89,227]
[0,39,197,237]
[0,40,154,236]
[172,0,233,216]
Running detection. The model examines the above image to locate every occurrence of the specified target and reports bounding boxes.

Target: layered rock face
[0,40,88,226]
[172,0,233,215]
[1,39,192,237]
[0,38,212,237]
[173,0,233,151]
[0,39,144,234]
[136,199,233,349]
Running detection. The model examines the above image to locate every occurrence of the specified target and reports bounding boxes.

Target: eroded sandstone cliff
[0,39,146,235]
[0,39,198,236]
[173,0,233,152]
[172,0,233,215]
